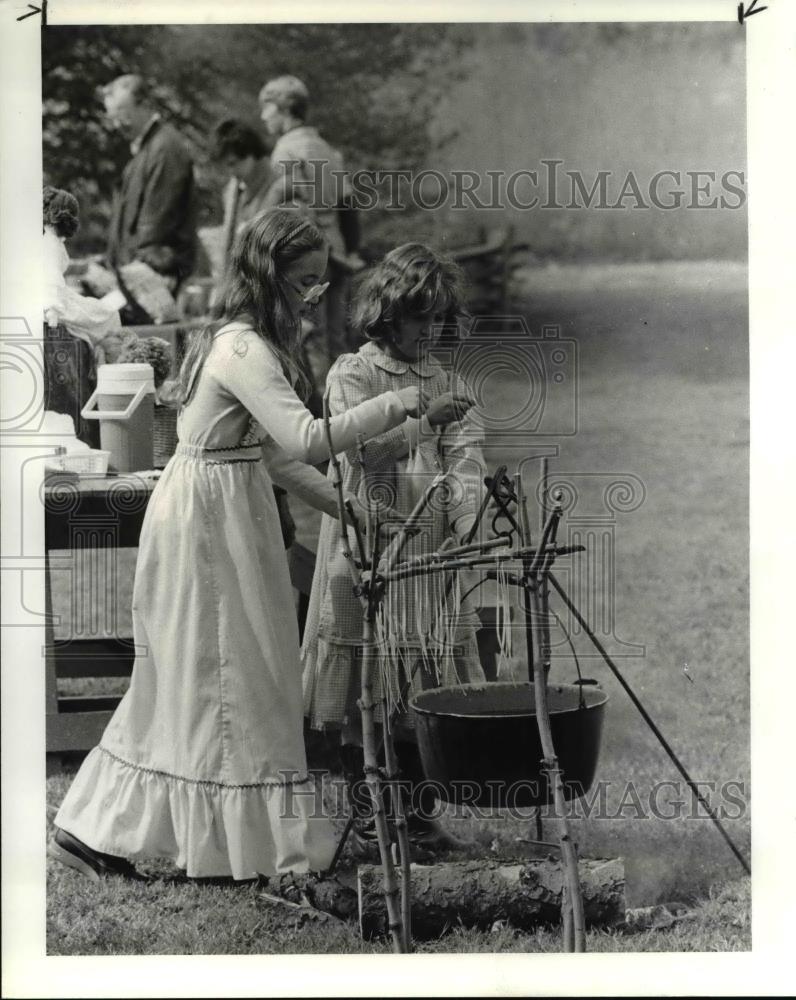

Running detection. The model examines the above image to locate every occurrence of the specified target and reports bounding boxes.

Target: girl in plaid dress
[301,244,488,856]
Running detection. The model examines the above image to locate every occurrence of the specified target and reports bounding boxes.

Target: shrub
[117,336,172,388]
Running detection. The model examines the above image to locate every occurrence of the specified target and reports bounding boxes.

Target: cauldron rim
[409,680,609,720]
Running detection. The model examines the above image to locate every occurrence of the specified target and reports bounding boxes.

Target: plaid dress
[301,341,487,732]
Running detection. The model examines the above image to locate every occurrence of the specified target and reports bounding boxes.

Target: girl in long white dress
[50,210,424,882]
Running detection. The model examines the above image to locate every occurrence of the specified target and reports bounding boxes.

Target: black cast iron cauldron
[410,681,608,809]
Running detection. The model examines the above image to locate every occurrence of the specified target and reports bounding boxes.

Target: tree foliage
[42,24,471,254]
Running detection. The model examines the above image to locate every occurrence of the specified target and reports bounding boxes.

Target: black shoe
[49,827,148,882]
[348,820,383,862]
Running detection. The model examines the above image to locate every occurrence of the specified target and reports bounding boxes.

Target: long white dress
[54,322,409,879]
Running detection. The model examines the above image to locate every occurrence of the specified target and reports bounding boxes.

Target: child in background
[301,243,487,858]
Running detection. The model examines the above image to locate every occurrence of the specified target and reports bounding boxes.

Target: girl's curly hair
[43,186,80,239]
[351,243,467,343]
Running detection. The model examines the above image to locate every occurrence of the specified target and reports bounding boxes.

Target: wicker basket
[153,404,178,468]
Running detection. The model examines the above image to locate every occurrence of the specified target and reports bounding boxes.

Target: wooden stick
[517,473,533,549]
[323,392,358,575]
[513,472,526,546]
[345,499,369,571]
[356,434,412,950]
[379,472,449,574]
[390,536,510,571]
[356,434,373,543]
[382,725,413,952]
[539,457,548,537]
[528,495,586,951]
[356,625,405,952]
[381,544,566,583]
[330,463,511,872]
[322,392,407,954]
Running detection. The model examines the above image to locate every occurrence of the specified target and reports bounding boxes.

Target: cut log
[357,858,625,940]
[259,872,359,923]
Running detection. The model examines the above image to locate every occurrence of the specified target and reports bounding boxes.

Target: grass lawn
[46,260,750,954]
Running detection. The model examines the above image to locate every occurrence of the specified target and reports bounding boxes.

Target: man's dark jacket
[107,119,197,285]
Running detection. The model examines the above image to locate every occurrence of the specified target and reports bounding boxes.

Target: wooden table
[44,474,157,761]
[44,472,320,766]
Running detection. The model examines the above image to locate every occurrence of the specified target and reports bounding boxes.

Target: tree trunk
[357,858,625,940]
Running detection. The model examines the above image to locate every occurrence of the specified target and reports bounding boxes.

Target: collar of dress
[130,113,162,156]
[359,340,439,379]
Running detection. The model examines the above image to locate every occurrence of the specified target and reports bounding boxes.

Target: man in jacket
[259,75,362,392]
[103,74,197,290]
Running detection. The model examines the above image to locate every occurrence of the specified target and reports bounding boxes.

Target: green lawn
[47,260,750,953]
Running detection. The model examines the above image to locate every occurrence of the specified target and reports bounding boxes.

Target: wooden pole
[527,496,586,951]
[514,471,545,851]
[379,472,450,575]
[382,726,413,952]
[539,457,548,537]
[322,392,407,954]
[328,463,512,872]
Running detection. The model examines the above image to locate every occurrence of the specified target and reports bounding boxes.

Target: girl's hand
[426,392,475,428]
[395,385,428,418]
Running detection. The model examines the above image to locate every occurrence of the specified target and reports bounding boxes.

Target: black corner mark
[738,0,768,23]
[16,0,47,24]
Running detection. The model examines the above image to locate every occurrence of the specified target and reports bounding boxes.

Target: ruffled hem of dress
[54,746,336,880]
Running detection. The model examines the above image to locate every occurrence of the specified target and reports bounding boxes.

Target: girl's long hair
[176,209,323,407]
[351,242,467,343]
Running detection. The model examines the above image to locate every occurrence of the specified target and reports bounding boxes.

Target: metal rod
[473,465,507,543]
[548,571,751,877]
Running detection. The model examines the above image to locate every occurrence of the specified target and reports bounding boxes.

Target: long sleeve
[328,354,433,472]
[107,124,195,280]
[210,328,408,464]
[260,438,341,518]
[134,132,195,272]
[43,230,120,346]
